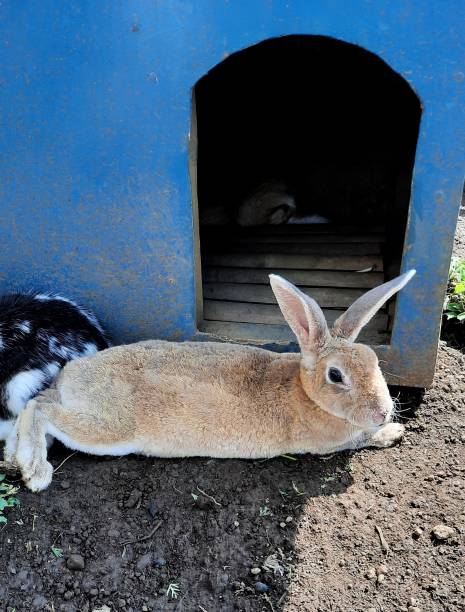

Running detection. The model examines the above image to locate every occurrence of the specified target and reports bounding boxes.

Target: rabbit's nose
[375,405,391,425]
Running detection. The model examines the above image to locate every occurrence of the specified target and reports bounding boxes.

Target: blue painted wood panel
[0,1,464,385]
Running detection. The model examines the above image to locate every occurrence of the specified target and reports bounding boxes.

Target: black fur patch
[0,293,109,421]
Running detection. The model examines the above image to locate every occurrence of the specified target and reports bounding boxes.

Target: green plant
[51,546,63,558]
[444,258,465,321]
[0,475,20,524]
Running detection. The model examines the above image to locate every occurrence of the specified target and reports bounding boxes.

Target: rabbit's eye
[328,367,343,384]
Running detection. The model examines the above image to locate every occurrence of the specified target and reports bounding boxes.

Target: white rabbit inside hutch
[191,35,421,347]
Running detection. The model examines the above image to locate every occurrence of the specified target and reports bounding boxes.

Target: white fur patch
[46,422,138,456]
[0,419,14,441]
[5,369,46,415]
[16,321,31,333]
[46,362,61,379]
[82,342,98,357]
[48,336,80,360]
[35,293,104,334]
[48,337,97,361]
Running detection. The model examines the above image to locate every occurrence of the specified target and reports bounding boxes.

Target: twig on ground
[280,454,297,461]
[264,594,275,611]
[375,524,391,555]
[196,486,221,506]
[53,451,78,473]
[120,520,162,546]
[276,590,288,607]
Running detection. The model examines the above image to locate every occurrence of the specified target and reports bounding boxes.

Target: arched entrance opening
[192,35,421,346]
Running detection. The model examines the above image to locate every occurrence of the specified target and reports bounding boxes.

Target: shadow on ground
[1,443,355,611]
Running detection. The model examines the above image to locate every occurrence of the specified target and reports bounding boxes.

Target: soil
[453,208,465,261]
[2,220,465,611]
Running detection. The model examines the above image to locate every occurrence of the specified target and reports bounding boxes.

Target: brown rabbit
[4,270,415,491]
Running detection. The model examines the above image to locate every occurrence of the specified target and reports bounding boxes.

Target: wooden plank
[200,320,388,346]
[208,233,385,244]
[203,267,384,288]
[202,224,384,236]
[206,242,381,256]
[203,282,367,308]
[203,300,388,331]
[204,253,383,272]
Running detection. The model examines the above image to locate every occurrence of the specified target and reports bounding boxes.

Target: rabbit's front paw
[23,460,53,492]
[370,422,405,448]
[15,438,53,492]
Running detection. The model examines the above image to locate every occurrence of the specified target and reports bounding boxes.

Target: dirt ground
[2,218,465,612]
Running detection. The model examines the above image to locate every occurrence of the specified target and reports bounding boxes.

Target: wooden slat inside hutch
[200,224,389,346]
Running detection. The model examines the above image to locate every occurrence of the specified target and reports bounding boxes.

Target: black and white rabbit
[0,292,109,442]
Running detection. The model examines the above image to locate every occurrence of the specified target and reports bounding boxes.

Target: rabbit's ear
[332,269,416,342]
[269,275,330,360]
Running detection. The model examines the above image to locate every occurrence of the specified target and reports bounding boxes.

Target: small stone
[63,591,74,600]
[147,500,158,518]
[412,527,423,539]
[431,524,456,541]
[250,567,261,575]
[408,607,421,612]
[408,598,419,606]
[60,481,71,490]
[279,522,286,528]
[66,554,85,571]
[285,516,293,523]
[366,608,377,612]
[377,573,385,584]
[125,488,142,508]
[377,564,389,575]
[255,581,269,593]
[32,595,48,609]
[154,557,166,567]
[365,568,377,580]
[233,521,239,527]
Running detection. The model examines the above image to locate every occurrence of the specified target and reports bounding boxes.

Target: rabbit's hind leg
[14,399,53,492]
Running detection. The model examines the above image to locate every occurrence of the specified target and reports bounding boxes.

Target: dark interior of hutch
[194,35,421,347]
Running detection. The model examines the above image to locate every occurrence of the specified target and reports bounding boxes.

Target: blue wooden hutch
[0,1,464,386]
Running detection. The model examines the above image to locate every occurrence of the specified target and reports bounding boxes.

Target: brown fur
[4,271,415,491]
